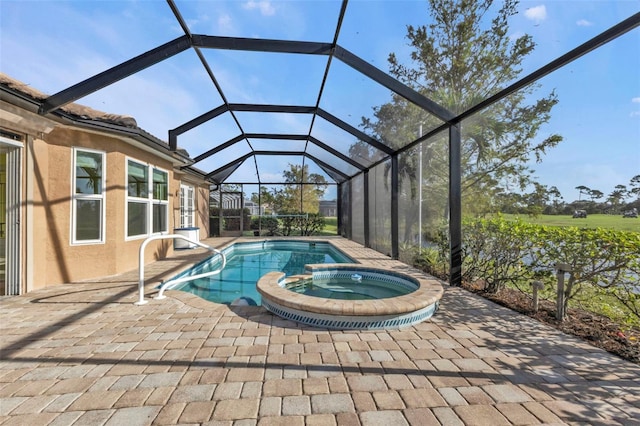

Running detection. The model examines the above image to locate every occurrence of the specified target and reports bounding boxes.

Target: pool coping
[257,264,443,317]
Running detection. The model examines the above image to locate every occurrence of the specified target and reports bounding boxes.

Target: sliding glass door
[0,136,22,295]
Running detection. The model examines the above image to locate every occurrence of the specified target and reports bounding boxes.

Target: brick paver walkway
[1,237,638,425]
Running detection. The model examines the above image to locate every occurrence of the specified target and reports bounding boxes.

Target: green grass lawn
[500,213,639,232]
[318,217,338,235]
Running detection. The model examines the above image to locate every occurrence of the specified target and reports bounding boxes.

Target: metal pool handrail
[135,234,226,305]
[154,250,227,301]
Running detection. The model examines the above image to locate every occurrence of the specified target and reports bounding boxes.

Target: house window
[73,148,105,243]
[180,184,195,228]
[126,159,168,238]
[152,169,168,233]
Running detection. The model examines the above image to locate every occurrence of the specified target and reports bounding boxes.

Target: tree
[614,184,629,200]
[575,185,590,201]
[547,185,563,213]
[630,175,640,200]
[525,182,550,216]
[588,189,603,202]
[494,190,524,214]
[270,164,328,214]
[356,0,562,233]
[251,186,275,214]
[608,188,627,213]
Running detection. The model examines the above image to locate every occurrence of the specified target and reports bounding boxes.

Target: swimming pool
[166,240,353,305]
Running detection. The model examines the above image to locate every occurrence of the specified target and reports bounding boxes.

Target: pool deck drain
[1,236,638,425]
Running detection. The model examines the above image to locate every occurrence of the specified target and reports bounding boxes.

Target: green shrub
[461,217,537,293]
[279,213,297,236]
[299,214,325,236]
[527,225,640,321]
[408,216,639,325]
[264,217,281,235]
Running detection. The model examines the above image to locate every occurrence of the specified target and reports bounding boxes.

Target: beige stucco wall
[26,126,209,289]
[177,171,211,238]
[197,184,210,237]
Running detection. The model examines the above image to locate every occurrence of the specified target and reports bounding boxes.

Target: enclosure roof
[28,0,454,185]
[4,1,639,186]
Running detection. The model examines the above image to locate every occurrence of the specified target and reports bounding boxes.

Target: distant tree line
[494,175,640,216]
[250,164,328,215]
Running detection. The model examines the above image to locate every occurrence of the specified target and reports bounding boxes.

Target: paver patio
[1,237,638,425]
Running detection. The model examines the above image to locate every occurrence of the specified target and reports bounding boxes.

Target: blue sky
[1,0,638,203]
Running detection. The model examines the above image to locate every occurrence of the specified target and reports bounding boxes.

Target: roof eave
[1,83,193,167]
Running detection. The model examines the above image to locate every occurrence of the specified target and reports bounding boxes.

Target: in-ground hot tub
[257,264,443,330]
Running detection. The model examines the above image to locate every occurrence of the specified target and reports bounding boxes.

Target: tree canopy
[355,0,562,223]
[252,164,329,214]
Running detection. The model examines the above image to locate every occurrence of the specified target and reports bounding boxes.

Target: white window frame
[71,147,106,245]
[125,158,169,240]
[180,183,195,228]
[151,167,169,234]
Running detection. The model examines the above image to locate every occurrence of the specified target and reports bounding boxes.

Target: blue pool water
[285,277,411,300]
[169,241,353,305]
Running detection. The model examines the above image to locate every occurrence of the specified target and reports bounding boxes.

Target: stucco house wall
[1,74,211,293]
[33,127,178,286]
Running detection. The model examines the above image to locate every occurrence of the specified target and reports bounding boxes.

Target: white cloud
[1,34,112,94]
[258,171,286,182]
[630,111,640,118]
[632,97,640,103]
[213,65,266,104]
[218,14,234,33]
[274,113,311,134]
[576,19,593,27]
[242,0,276,17]
[185,16,209,33]
[82,74,206,139]
[524,5,547,23]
